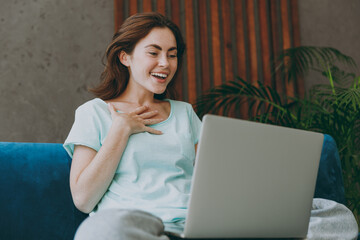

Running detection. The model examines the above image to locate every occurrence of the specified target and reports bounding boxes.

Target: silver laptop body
[179,114,324,239]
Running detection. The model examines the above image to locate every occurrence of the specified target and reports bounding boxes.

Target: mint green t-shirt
[64,98,202,230]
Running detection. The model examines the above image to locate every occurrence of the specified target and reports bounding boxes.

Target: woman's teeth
[151,73,168,79]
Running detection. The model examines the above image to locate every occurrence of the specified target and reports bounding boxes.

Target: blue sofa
[0,135,350,239]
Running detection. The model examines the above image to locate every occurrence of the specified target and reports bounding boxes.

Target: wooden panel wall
[114,0,302,110]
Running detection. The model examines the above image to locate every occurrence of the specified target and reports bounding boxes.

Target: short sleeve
[188,105,202,145]
[63,104,102,158]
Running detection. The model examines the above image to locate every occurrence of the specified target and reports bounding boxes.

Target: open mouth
[150,72,168,81]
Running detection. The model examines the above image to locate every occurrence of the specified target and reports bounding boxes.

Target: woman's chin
[151,85,168,95]
[153,89,166,95]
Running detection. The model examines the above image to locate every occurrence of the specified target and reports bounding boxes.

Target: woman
[64,12,201,239]
[64,12,358,240]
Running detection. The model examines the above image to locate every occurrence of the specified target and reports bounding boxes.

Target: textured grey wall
[0,0,359,143]
[298,0,360,91]
[0,0,113,142]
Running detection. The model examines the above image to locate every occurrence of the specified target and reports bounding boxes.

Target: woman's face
[122,27,178,95]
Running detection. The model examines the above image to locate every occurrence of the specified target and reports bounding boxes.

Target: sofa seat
[0,134,350,239]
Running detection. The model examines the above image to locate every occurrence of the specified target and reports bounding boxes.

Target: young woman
[64,12,201,240]
[64,12,358,240]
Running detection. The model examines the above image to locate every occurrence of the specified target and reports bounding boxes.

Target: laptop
[167,114,324,239]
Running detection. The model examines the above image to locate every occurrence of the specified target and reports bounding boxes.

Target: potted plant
[195,46,360,225]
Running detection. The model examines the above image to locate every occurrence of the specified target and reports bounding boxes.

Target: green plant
[195,46,360,224]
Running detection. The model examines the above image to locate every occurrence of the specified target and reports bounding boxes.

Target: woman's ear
[119,51,130,67]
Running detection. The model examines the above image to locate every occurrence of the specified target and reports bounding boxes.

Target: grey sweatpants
[74,198,358,240]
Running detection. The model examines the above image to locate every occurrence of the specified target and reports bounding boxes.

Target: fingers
[132,105,149,115]
[138,110,159,119]
[107,103,163,135]
[144,126,163,135]
[109,105,159,120]
[142,118,164,125]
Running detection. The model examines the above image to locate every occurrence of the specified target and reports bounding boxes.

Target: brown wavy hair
[90,12,186,100]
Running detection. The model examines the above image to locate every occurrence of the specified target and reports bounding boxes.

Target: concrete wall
[0,0,359,143]
[298,0,360,91]
[0,0,113,142]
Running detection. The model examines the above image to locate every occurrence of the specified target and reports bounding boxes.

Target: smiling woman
[90,12,185,101]
[63,12,201,240]
[118,27,178,96]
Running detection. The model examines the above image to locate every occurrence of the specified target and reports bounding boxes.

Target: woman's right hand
[108,103,163,135]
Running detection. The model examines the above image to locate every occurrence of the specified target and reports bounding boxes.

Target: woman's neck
[114,84,157,106]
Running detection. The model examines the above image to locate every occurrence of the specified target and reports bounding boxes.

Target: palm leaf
[274,46,358,83]
[195,77,291,120]
[321,66,356,85]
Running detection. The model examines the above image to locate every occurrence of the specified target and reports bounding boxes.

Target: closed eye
[168,50,177,58]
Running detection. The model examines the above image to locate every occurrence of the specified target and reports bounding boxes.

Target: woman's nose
[158,55,169,67]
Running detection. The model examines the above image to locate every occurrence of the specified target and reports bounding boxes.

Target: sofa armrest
[314,134,346,204]
[0,142,87,240]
